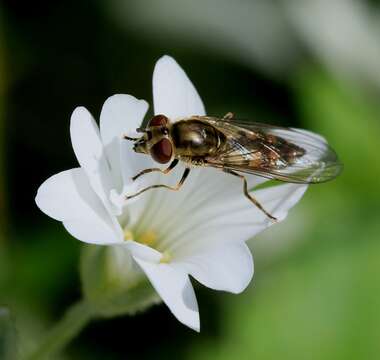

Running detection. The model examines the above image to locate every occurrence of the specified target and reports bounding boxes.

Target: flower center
[139,230,158,246]
[160,251,172,263]
[123,229,134,241]
[124,228,158,246]
[123,227,171,263]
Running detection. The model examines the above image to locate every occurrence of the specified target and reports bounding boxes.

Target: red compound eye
[149,114,168,127]
[150,138,173,164]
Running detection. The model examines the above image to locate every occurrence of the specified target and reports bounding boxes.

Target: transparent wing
[202,117,342,184]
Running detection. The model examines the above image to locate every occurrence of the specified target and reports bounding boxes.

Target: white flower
[35,55,307,331]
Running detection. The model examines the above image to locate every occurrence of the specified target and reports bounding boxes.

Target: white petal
[254,183,308,221]
[124,241,162,263]
[134,256,200,331]
[173,242,253,294]
[120,139,156,193]
[35,168,122,245]
[150,168,267,252]
[162,176,307,257]
[153,55,205,119]
[100,94,149,189]
[70,106,116,215]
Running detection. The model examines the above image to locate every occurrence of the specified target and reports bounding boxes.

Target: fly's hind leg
[126,167,190,200]
[223,169,277,221]
[223,112,234,121]
[131,159,179,181]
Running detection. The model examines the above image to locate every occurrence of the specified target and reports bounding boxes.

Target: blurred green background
[1,0,380,359]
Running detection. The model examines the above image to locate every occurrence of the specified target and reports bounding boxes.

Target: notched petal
[35,168,122,245]
[253,183,308,222]
[174,242,254,294]
[70,106,118,216]
[133,257,200,331]
[100,94,149,188]
[153,55,205,119]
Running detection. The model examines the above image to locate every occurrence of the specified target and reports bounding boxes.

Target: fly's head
[126,114,174,164]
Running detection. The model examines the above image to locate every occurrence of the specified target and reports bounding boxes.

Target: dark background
[1,0,380,359]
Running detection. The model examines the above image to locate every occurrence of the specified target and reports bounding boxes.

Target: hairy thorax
[171,119,225,158]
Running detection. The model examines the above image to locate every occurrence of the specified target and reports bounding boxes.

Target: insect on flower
[124,112,342,220]
[35,55,320,331]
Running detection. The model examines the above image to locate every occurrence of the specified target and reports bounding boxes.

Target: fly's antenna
[136,127,153,140]
[124,127,147,141]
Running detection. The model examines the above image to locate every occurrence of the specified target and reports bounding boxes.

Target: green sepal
[79,245,160,318]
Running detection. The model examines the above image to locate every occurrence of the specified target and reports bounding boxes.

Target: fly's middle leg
[223,169,277,221]
[126,167,190,200]
[131,159,179,181]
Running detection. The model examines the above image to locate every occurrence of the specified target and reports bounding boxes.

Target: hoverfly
[124,112,342,221]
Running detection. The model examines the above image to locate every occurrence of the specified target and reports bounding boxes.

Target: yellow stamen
[139,230,158,246]
[124,229,134,241]
[160,251,172,263]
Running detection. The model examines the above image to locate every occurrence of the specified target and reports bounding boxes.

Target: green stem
[25,300,93,360]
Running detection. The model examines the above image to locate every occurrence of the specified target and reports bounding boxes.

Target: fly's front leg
[131,159,179,181]
[223,169,277,221]
[126,167,190,200]
[123,135,139,141]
